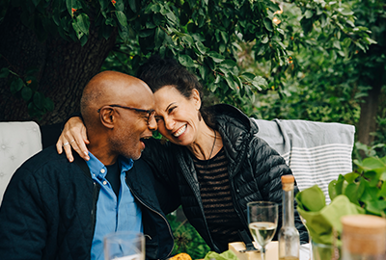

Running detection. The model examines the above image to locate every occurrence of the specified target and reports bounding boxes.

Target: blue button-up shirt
[86,153,143,260]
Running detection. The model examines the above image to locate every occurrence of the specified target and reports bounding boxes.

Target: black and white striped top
[192,148,244,251]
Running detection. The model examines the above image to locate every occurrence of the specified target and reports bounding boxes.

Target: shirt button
[103,181,107,185]
[100,169,106,174]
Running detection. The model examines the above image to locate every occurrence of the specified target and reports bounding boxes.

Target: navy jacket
[0,146,176,260]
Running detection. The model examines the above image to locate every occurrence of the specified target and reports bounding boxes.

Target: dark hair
[136,55,203,100]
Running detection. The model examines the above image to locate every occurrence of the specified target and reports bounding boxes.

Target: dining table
[228,241,311,260]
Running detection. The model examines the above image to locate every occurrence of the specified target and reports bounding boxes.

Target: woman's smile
[173,124,187,138]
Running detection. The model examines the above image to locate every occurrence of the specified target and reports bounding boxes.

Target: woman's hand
[56,116,90,162]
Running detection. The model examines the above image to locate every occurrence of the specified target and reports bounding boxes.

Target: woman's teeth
[173,125,186,137]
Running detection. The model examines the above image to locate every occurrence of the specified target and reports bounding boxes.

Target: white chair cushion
[0,121,42,204]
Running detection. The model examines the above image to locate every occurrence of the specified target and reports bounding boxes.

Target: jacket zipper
[126,178,174,260]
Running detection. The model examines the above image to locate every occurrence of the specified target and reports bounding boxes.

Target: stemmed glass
[247,201,279,260]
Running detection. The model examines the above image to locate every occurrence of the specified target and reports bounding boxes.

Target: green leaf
[361,157,386,171]
[263,18,273,32]
[76,13,90,34]
[128,0,137,12]
[251,76,267,90]
[31,0,41,7]
[114,0,124,11]
[208,51,224,63]
[166,11,178,24]
[72,20,84,39]
[295,185,326,212]
[154,27,165,47]
[80,34,88,46]
[33,92,43,109]
[178,54,195,68]
[198,66,206,80]
[99,0,108,10]
[365,199,386,215]
[0,67,9,78]
[333,40,341,50]
[116,11,127,26]
[21,87,33,101]
[195,41,208,55]
[344,183,360,205]
[220,30,228,43]
[305,10,313,19]
[220,60,237,69]
[343,172,359,183]
[66,0,80,16]
[10,78,24,94]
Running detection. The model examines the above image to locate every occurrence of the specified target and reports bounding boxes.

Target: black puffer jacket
[143,104,309,252]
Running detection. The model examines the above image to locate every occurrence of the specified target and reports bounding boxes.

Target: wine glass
[104,231,145,260]
[247,201,278,260]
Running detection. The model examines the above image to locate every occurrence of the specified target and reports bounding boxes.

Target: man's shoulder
[16,146,81,180]
[22,146,69,168]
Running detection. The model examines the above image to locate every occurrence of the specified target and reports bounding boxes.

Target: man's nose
[147,113,157,131]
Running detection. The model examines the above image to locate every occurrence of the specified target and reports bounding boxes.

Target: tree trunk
[0,7,117,125]
[357,83,383,146]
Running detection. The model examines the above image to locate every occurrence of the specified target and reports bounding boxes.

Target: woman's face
[153,85,201,146]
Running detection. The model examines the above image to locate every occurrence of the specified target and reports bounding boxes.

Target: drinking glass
[247,201,278,260]
[104,231,145,260]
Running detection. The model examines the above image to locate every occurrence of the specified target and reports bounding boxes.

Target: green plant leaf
[0,67,9,78]
[305,10,313,19]
[365,199,386,215]
[178,54,195,67]
[208,51,224,63]
[66,0,80,16]
[33,92,43,109]
[10,78,24,94]
[76,13,90,34]
[295,185,326,212]
[116,11,127,26]
[263,18,273,32]
[21,87,33,101]
[344,183,360,205]
[128,0,137,12]
[195,41,208,55]
[343,172,359,183]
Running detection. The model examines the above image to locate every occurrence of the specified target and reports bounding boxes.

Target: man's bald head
[80,71,152,129]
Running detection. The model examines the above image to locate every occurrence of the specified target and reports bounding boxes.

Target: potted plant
[295,156,386,259]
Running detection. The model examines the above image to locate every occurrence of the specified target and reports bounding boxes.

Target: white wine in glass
[247,201,278,260]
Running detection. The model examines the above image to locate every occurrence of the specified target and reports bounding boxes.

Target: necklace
[207,129,217,161]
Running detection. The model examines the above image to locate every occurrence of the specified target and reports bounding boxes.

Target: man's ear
[99,108,115,129]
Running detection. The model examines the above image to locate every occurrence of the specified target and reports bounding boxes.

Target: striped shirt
[192,148,244,251]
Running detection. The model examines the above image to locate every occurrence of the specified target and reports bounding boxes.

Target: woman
[57,56,309,252]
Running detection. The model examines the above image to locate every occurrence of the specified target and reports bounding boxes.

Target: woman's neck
[187,121,222,160]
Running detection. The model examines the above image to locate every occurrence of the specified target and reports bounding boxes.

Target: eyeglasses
[97,104,155,124]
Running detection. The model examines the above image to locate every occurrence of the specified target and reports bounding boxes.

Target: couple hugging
[0,56,308,260]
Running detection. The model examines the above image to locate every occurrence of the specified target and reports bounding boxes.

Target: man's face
[108,89,156,160]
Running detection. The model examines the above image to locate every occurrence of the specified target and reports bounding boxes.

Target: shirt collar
[86,152,134,179]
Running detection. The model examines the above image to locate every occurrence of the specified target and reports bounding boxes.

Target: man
[0,71,176,260]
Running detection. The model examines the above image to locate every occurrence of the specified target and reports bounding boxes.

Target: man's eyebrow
[165,102,176,112]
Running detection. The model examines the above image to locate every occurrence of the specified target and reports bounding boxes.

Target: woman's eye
[168,107,176,114]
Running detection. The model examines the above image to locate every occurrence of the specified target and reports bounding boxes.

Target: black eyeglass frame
[97,104,155,124]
